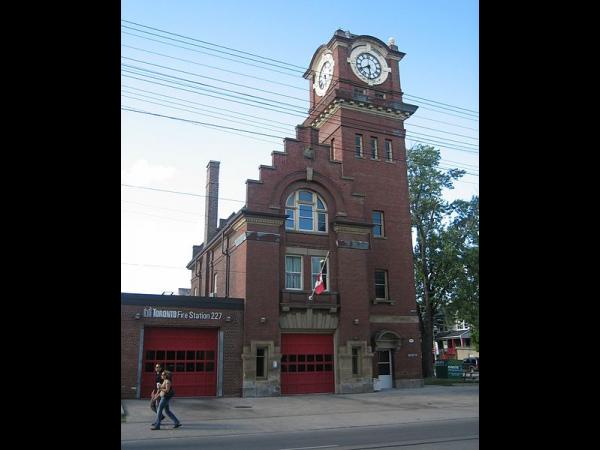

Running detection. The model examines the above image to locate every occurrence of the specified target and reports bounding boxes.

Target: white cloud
[122,159,176,186]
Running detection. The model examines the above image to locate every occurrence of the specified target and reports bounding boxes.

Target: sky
[121,0,479,294]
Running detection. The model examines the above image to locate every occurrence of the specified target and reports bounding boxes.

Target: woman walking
[151,370,181,430]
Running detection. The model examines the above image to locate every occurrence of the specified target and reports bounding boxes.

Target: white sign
[143,307,223,320]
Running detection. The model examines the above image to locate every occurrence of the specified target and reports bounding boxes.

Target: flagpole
[308,250,330,301]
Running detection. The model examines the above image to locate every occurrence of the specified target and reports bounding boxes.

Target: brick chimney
[204,161,220,244]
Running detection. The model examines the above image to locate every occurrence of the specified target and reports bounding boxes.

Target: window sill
[285,229,328,236]
[373,236,387,239]
[373,299,395,305]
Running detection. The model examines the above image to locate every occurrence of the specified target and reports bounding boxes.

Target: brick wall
[121,301,244,398]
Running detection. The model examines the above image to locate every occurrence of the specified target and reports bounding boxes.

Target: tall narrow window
[370,137,378,159]
[330,138,335,160]
[311,256,328,292]
[355,134,363,157]
[375,270,388,299]
[372,211,384,237]
[352,347,360,375]
[285,255,302,290]
[256,347,267,378]
[385,140,393,161]
[212,273,218,296]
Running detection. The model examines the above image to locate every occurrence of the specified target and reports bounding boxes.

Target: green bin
[435,359,448,378]
[447,359,463,378]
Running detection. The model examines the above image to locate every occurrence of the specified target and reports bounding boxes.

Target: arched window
[285,190,327,233]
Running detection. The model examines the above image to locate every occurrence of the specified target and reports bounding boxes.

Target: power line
[121,73,305,119]
[122,56,309,104]
[122,53,477,141]
[122,30,304,79]
[122,71,479,151]
[122,64,307,112]
[120,36,476,133]
[406,123,477,141]
[122,44,307,91]
[411,105,479,122]
[410,116,478,132]
[122,262,187,270]
[121,200,203,216]
[404,94,478,115]
[121,183,246,203]
[122,106,286,140]
[121,21,477,115]
[120,53,477,144]
[121,85,296,127]
[122,94,292,135]
[121,209,199,224]
[121,24,304,75]
[122,100,479,158]
[122,19,307,71]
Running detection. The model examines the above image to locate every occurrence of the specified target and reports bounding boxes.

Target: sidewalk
[121,385,478,442]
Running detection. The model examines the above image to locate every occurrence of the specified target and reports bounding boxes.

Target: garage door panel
[142,327,217,398]
[281,334,334,395]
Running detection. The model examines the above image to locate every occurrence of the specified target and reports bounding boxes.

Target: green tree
[407,144,466,377]
[446,196,479,350]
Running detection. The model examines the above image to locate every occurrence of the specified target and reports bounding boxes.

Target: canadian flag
[314,272,325,295]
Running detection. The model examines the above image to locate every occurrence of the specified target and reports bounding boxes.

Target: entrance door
[141,327,218,398]
[281,334,334,395]
[377,350,393,389]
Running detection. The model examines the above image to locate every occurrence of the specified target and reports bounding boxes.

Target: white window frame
[370,137,378,159]
[385,140,393,161]
[311,256,329,293]
[375,269,388,300]
[355,134,364,157]
[285,255,303,290]
[372,211,384,237]
[285,190,328,233]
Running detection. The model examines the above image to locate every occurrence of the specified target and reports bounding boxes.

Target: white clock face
[314,52,335,96]
[356,52,382,80]
[347,44,391,86]
[319,61,333,89]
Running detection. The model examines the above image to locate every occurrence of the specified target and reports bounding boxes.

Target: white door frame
[377,349,393,389]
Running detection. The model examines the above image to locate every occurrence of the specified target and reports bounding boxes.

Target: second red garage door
[141,327,218,398]
[281,333,334,395]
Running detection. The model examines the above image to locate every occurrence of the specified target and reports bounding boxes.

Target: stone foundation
[241,340,281,397]
[394,378,424,388]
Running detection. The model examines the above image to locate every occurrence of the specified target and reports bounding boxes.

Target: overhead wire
[121,54,477,141]
[122,19,478,117]
[122,20,307,71]
[122,44,308,91]
[121,69,478,152]
[121,84,296,127]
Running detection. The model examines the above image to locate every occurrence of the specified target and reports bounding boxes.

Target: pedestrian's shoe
[173,423,182,429]
[150,426,160,430]
[160,415,165,420]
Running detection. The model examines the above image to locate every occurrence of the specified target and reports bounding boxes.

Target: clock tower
[303,29,418,163]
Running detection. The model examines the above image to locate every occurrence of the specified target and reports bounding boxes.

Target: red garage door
[142,327,218,398]
[281,334,334,395]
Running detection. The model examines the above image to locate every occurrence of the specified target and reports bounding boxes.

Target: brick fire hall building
[121,30,423,399]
